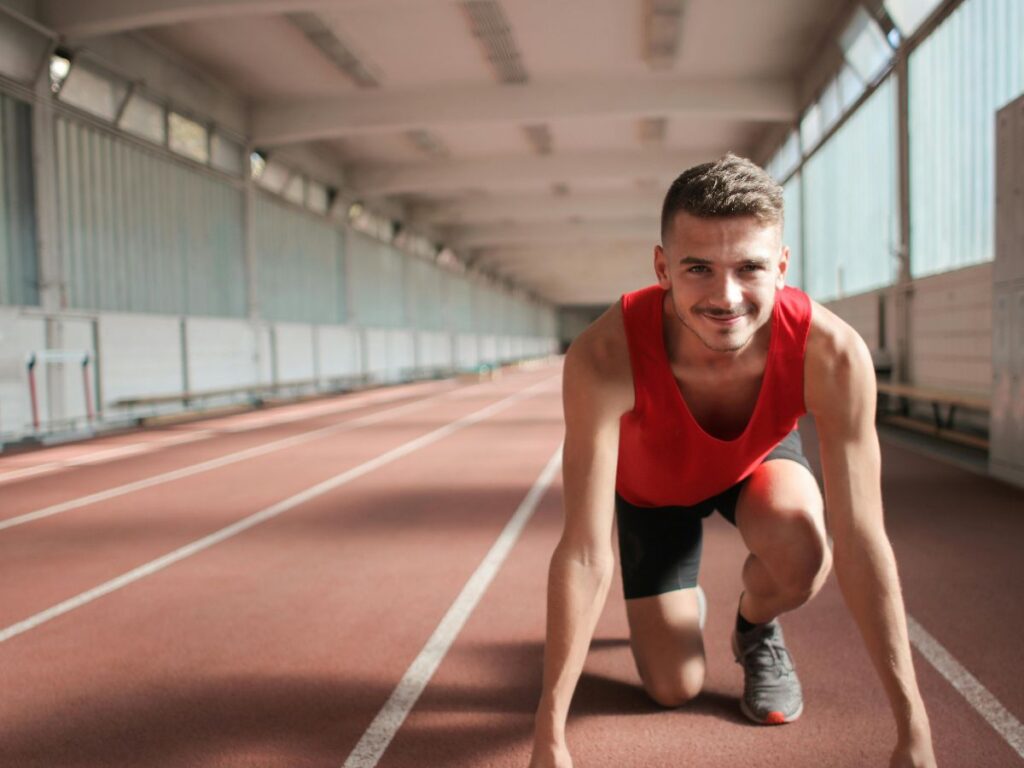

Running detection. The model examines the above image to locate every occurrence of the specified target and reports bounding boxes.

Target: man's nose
[709,273,743,308]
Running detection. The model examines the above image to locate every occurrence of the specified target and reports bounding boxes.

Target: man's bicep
[815,337,885,542]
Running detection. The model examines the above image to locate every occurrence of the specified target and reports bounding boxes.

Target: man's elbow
[552,537,616,572]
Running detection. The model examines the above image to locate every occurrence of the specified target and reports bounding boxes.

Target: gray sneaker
[731,619,803,725]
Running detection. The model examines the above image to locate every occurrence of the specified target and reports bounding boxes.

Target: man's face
[654,211,788,354]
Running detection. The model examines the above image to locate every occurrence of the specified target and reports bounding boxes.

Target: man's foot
[731,619,803,725]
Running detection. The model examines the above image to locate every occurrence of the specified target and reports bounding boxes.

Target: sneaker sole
[738,697,803,725]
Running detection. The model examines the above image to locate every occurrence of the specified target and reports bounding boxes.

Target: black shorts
[615,430,813,600]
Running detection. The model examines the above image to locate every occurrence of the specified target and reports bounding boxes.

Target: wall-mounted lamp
[49,47,72,93]
[249,149,268,180]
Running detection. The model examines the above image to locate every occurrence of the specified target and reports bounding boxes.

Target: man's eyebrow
[677,256,771,266]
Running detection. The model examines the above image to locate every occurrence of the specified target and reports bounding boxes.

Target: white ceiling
[40,0,851,306]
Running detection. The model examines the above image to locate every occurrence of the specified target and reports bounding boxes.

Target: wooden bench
[111,375,372,414]
[875,381,990,451]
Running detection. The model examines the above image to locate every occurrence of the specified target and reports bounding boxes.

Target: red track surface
[0,362,1021,767]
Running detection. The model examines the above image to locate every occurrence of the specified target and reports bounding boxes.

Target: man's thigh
[615,495,709,704]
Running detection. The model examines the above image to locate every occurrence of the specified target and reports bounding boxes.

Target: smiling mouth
[702,313,744,325]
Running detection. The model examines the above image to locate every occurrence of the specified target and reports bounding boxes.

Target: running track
[0,360,1021,767]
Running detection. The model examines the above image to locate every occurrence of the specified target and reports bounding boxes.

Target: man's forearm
[534,543,615,744]
[833,530,930,737]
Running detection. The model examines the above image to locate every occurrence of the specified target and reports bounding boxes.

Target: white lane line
[0,382,449,487]
[0,382,468,533]
[907,615,1024,759]
[342,442,563,768]
[0,376,559,645]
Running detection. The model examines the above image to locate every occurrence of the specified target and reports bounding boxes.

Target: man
[528,155,937,768]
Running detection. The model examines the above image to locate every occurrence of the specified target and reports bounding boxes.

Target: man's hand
[528,741,573,768]
[889,725,937,767]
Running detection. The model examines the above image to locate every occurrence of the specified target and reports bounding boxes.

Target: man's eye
[687,265,709,273]
[741,264,763,272]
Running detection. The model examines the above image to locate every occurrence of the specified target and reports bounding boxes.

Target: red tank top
[616,284,812,507]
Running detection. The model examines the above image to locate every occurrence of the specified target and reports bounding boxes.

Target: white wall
[824,263,992,395]
[0,307,45,434]
[909,263,992,394]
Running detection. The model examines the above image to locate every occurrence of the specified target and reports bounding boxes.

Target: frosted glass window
[885,0,944,36]
[307,181,328,214]
[282,173,305,205]
[119,93,165,144]
[909,0,1024,277]
[767,130,800,182]
[257,160,289,192]
[804,77,898,301]
[168,112,208,164]
[838,64,866,112]
[782,174,803,291]
[0,94,39,307]
[58,64,127,121]
[840,6,894,84]
[211,133,244,176]
[800,103,822,153]
[818,78,843,134]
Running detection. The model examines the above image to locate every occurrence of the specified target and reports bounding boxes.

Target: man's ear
[776,245,790,290]
[654,244,671,289]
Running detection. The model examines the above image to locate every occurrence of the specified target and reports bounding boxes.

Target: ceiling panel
[549,116,642,153]
[319,1,493,87]
[663,118,765,154]
[430,123,532,158]
[675,0,845,78]
[146,16,358,100]
[503,0,647,78]
[330,134,427,166]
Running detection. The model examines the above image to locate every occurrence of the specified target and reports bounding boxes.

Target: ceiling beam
[350,149,721,197]
[39,0,353,37]
[450,220,660,250]
[411,190,666,226]
[252,77,796,146]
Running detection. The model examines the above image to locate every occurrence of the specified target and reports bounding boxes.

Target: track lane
[0,367,564,767]
[0,369,555,632]
[374,421,1024,767]
[0,379,457,525]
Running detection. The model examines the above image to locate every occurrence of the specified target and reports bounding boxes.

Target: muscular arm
[532,327,629,759]
[807,313,935,762]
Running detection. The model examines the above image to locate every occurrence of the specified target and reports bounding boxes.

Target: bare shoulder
[804,300,876,423]
[563,300,634,417]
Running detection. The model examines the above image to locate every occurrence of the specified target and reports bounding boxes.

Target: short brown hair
[661,153,784,241]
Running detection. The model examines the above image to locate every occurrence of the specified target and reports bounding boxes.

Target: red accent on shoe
[764,712,787,725]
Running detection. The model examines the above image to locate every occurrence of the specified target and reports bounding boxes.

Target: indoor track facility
[0,0,1022,766]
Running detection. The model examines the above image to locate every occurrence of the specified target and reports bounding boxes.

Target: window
[800,102,823,154]
[58,62,127,121]
[767,129,800,182]
[837,64,866,113]
[211,132,244,176]
[168,111,209,163]
[885,0,944,37]
[307,180,329,214]
[257,160,289,192]
[818,78,843,134]
[119,92,166,144]
[282,173,305,205]
[840,6,894,84]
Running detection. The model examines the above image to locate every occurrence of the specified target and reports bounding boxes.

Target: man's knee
[771,513,832,599]
[641,658,705,708]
